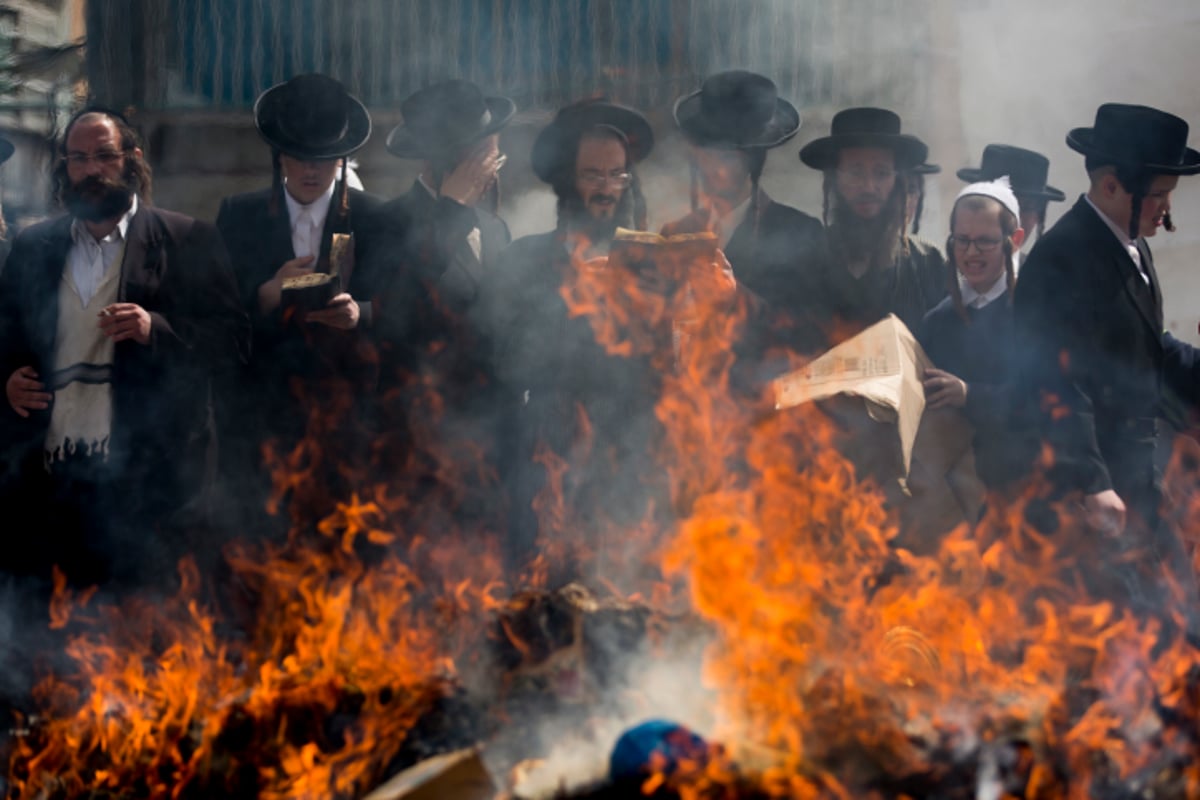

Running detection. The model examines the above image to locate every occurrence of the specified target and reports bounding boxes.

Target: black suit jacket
[365,182,511,345]
[215,185,384,325]
[724,195,828,314]
[214,185,383,447]
[0,204,249,516]
[1014,196,1200,507]
[363,182,512,408]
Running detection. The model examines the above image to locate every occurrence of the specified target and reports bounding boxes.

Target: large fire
[7,229,1200,799]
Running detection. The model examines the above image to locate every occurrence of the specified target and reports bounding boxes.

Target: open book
[606,227,717,285]
[281,232,354,311]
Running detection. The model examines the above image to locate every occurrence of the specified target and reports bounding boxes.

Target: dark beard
[828,187,905,271]
[65,175,135,223]
[559,189,635,245]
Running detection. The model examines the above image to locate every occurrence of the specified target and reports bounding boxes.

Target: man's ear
[1010,227,1026,250]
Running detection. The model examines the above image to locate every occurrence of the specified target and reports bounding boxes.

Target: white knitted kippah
[955,175,1021,221]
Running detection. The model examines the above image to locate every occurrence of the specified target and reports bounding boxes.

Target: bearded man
[475,99,659,572]
[0,107,248,590]
[800,107,946,337]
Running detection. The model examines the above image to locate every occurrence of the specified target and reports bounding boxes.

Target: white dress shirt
[958,272,1008,309]
[284,180,335,259]
[67,194,138,308]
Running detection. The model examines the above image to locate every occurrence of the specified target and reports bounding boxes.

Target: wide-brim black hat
[673,70,800,150]
[386,80,515,159]
[531,99,654,184]
[957,143,1065,202]
[255,73,371,159]
[1067,103,1200,176]
[910,162,940,176]
[799,107,928,171]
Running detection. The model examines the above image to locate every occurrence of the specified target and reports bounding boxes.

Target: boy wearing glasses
[918,178,1025,490]
[799,108,946,338]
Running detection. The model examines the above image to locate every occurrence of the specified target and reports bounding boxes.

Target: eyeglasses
[577,170,632,189]
[64,150,125,167]
[949,234,1003,253]
[836,166,897,187]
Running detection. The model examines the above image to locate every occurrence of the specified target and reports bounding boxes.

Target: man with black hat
[1014,103,1200,561]
[0,107,248,588]
[214,73,380,529]
[359,80,515,540]
[958,144,1065,248]
[369,80,513,323]
[800,108,946,337]
[477,98,664,571]
[666,69,827,353]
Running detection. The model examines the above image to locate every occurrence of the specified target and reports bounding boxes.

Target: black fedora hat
[957,144,1065,202]
[799,107,928,171]
[1067,103,1200,176]
[531,98,654,184]
[673,70,800,150]
[386,80,515,159]
[255,73,371,159]
[910,162,940,176]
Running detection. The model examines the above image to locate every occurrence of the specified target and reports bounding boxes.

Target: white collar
[716,194,753,248]
[71,193,138,246]
[958,271,1008,309]
[284,180,336,229]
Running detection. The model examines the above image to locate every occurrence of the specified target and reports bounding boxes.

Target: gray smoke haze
[487,0,1200,340]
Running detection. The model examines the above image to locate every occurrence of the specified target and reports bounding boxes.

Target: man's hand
[923,367,968,409]
[439,139,505,207]
[306,293,360,330]
[1083,489,1126,537]
[99,303,152,345]
[6,366,51,417]
[257,255,316,315]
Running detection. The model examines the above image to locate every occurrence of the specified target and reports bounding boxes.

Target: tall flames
[8,226,1200,799]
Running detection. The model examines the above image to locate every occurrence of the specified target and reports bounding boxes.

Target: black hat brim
[385,95,516,159]
[672,92,801,150]
[531,102,654,184]
[911,162,940,175]
[1066,127,1200,176]
[954,166,1066,201]
[800,132,928,171]
[255,83,372,159]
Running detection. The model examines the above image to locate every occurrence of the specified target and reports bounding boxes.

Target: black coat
[662,195,830,359]
[214,185,383,453]
[364,182,511,385]
[1013,196,1200,520]
[357,183,514,533]
[919,292,1027,489]
[819,234,948,339]
[477,230,666,567]
[0,205,249,522]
